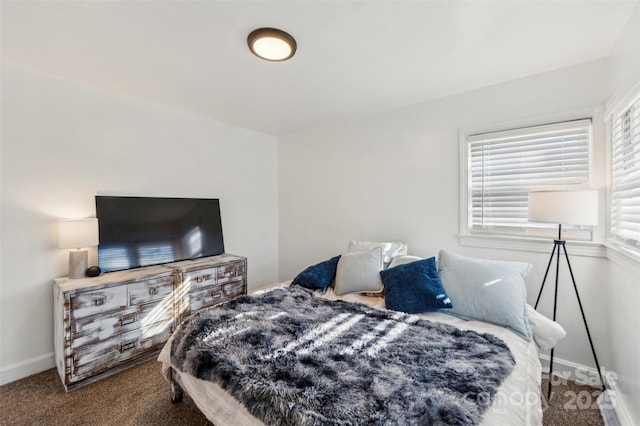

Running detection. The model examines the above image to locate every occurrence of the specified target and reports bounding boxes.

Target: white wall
[605,257,640,425]
[279,56,619,390]
[604,5,640,425]
[606,4,640,106]
[0,64,279,384]
[280,58,608,275]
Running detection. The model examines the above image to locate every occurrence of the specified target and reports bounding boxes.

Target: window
[466,119,593,239]
[610,96,640,252]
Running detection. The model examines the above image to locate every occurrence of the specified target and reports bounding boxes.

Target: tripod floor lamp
[527,189,605,401]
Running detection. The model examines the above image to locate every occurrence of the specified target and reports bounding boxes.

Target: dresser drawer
[184,267,217,291]
[72,307,138,346]
[71,286,127,320]
[221,279,245,298]
[189,285,229,312]
[136,299,174,328]
[71,324,172,381]
[129,276,174,305]
[177,279,245,318]
[72,302,173,347]
[217,262,246,284]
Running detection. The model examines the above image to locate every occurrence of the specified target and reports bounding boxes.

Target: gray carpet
[0,360,210,426]
[0,360,604,425]
[541,373,604,426]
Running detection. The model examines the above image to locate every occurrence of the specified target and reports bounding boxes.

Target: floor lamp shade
[528,190,598,226]
[58,218,99,279]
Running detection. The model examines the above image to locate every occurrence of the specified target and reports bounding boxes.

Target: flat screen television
[95,196,225,273]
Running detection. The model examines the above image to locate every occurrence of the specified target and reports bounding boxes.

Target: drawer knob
[211,291,222,300]
[148,287,158,295]
[196,277,203,283]
[120,340,136,352]
[120,314,136,326]
[93,296,106,306]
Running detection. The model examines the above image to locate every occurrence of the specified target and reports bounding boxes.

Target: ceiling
[1,1,637,136]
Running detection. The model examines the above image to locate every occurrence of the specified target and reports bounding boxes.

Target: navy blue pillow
[291,255,341,291]
[380,257,452,314]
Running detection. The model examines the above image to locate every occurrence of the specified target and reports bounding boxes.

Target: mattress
[158,283,543,425]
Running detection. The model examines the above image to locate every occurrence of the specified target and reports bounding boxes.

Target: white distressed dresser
[54,253,247,391]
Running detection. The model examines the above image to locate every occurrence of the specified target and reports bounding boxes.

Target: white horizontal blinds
[469,119,591,233]
[611,97,640,250]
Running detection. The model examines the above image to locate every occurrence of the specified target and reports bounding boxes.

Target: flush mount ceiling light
[247,28,297,62]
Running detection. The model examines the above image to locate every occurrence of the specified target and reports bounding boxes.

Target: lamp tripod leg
[535,240,562,402]
[534,243,557,310]
[561,244,606,391]
[547,238,562,402]
[547,347,555,401]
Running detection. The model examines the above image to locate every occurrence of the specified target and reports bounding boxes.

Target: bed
[159,248,554,426]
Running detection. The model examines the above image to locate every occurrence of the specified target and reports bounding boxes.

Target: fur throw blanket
[170,287,515,425]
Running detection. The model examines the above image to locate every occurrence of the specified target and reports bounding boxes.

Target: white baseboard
[539,354,635,426]
[599,380,637,426]
[539,353,605,386]
[598,391,621,426]
[0,352,55,386]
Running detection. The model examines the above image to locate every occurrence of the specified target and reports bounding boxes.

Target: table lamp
[58,218,99,279]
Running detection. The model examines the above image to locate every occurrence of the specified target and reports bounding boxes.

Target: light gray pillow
[335,247,384,296]
[388,255,422,268]
[347,240,408,268]
[437,250,532,341]
[526,304,566,350]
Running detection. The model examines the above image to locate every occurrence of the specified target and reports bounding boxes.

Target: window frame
[605,82,640,264]
[459,111,606,257]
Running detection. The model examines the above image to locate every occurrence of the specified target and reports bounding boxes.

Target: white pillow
[347,240,408,268]
[437,250,533,341]
[388,255,422,268]
[335,247,384,296]
[526,304,567,350]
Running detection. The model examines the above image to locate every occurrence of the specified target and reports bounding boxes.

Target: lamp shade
[528,190,598,226]
[58,218,99,249]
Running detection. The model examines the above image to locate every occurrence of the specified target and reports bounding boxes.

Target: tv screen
[95,196,225,273]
